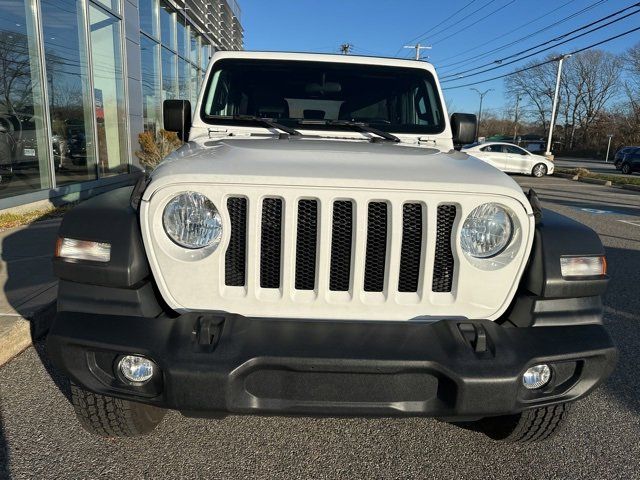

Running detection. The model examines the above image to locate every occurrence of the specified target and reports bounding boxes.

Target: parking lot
[0,175,639,480]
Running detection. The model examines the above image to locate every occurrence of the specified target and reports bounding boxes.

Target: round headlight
[163,192,222,249]
[461,203,512,258]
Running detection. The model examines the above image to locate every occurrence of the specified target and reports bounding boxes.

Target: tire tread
[71,383,165,437]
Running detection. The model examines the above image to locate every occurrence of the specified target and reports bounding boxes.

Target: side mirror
[163,100,192,141]
[451,113,477,146]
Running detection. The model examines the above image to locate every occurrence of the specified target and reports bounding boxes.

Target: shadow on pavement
[1,219,71,404]
[0,408,9,479]
[600,246,640,418]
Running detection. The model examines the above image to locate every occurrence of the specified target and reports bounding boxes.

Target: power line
[430,0,518,47]
[441,2,640,80]
[398,0,481,50]
[442,24,640,90]
[437,0,605,71]
[440,4,640,82]
[393,0,480,56]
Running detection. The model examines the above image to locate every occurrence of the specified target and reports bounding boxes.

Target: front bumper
[47,312,616,419]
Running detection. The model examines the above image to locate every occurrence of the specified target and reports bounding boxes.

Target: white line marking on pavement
[618,220,640,227]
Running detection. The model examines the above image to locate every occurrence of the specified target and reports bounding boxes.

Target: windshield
[201,59,446,135]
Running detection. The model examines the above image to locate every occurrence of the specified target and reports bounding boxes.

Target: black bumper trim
[46,312,617,419]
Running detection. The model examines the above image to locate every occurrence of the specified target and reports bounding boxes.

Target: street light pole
[513,95,521,143]
[605,134,613,163]
[470,88,493,142]
[545,54,571,157]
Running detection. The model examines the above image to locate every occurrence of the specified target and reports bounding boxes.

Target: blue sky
[240,0,640,115]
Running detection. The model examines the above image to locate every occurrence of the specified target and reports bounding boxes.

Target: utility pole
[403,43,432,60]
[545,54,571,158]
[513,95,521,143]
[340,43,352,55]
[470,88,493,142]
[605,134,613,163]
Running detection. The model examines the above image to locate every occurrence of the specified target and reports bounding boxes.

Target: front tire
[621,163,631,175]
[531,163,547,177]
[71,383,166,437]
[473,403,571,443]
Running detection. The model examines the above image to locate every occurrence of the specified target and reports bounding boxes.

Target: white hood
[143,137,530,209]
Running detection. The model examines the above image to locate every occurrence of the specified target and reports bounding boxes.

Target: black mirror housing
[163,100,192,141]
[451,113,477,146]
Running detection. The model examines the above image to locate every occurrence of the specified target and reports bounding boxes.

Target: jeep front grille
[225,197,247,287]
[329,200,353,292]
[432,205,456,293]
[225,196,456,294]
[398,203,423,293]
[259,198,283,289]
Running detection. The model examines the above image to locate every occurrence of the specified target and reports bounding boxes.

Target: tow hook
[194,315,224,349]
[458,323,488,353]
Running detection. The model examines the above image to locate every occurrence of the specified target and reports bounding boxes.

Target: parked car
[462,141,555,177]
[614,146,639,170]
[620,149,640,174]
[48,51,615,443]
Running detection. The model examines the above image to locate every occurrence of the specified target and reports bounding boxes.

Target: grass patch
[0,204,75,230]
[555,167,640,187]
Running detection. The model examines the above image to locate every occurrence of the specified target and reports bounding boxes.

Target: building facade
[0,0,242,210]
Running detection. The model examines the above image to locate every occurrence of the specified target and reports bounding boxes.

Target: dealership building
[0,0,243,210]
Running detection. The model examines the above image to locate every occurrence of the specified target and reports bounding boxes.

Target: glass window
[139,0,158,38]
[505,145,528,155]
[93,0,119,13]
[202,59,446,135]
[161,47,177,100]
[190,30,199,66]
[141,36,161,134]
[89,4,128,177]
[0,0,51,199]
[200,42,209,71]
[159,0,175,50]
[190,64,199,106]
[41,0,97,186]
[176,15,187,58]
[178,57,189,100]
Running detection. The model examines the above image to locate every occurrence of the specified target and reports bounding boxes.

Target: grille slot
[295,200,318,290]
[329,200,353,292]
[432,204,456,292]
[398,203,423,293]
[364,202,388,292]
[225,197,247,286]
[260,198,283,288]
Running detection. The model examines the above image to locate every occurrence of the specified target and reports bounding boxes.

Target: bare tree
[505,50,622,153]
[0,31,34,115]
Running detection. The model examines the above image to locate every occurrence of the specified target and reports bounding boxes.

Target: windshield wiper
[231,115,302,136]
[298,119,400,143]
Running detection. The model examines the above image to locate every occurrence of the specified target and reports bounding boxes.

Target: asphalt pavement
[0,175,639,480]
[554,157,634,178]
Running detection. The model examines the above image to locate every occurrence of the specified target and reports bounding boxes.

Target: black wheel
[71,383,166,437]
[472,403,571,443]
[531,163,547,177]
[621,163,631,175]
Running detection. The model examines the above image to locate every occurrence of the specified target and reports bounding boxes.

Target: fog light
[522,364,551,390]
[118,355,154,383]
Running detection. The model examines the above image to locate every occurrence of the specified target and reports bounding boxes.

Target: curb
[0,302,56,367]
[552,173,638,191]
[578,177,612,186]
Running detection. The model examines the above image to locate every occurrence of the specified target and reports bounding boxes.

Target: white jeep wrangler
[48,52,616,442]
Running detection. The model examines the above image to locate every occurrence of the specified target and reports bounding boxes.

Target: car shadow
[599,246,640,417]
[1,219,72,403]
[0,409,8,479]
